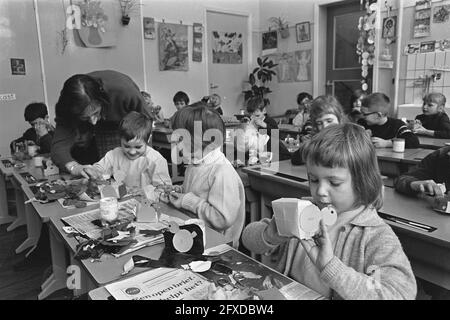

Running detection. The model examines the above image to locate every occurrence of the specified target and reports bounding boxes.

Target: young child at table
[242,123,417,300]
[291,95,347,165]
[395,146,450,197]
[292,92,313,130]
[168,102,245,248]
[173,91,190,111]
[359,92,419,149]
[394,146,450,299]
[141,91,165,124]
[348,89,367,123]
[10,102,54,155]
[86,111,171,189]
[412,92,450,139]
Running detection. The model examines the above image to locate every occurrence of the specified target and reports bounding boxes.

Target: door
[206,10,249,117]
[326,1,371,113]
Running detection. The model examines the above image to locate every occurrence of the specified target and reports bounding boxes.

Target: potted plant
[243,56,278,107]
[269,16,290,39]
[119,0,139,25]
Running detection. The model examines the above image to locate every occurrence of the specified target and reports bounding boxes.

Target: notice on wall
[192,23,203,62]
[0,93,16,101]
[414,0,431,38]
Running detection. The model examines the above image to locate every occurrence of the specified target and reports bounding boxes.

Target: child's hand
[252,118,267,129]
[413,125,431,136]
[371,137,391,148]
[300,134,311,143]
[168,191,184,208]
[83,166,103,180]
[411,180,444,197]
[299,220,334,271]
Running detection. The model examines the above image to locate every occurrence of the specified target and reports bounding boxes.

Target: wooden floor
[0,206,73,300]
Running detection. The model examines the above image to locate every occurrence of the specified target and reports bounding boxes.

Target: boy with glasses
[359,93,419,149]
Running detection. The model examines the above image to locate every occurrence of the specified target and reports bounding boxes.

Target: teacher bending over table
[51,70,147,178]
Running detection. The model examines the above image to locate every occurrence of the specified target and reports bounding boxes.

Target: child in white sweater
[86,111,171,189]
[168,102,245,248]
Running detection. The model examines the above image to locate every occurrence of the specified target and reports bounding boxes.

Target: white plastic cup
[100,197,119,223]
[392,138,405,153]
[33,156,44,167]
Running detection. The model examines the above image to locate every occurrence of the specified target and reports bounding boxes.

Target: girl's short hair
[297,92,313,105]
[55,74,109,127]
[119,111,153,143]
[171,102,225,151]
[246,96,266,114]
[310,95,347,132]
[423,92,446,108]
[302,123,383,210]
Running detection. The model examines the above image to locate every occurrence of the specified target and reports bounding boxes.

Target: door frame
[204,7,252,96]
[313,0,380,97]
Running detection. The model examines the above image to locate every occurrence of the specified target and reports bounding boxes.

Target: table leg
[38,224,67,300]
[15,201,42,254]
[6,183,26,231]
[70,255,96,297]
[0,173,14,225]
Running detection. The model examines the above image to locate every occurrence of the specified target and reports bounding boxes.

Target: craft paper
[192,22,203,62]
[143,17,155,39]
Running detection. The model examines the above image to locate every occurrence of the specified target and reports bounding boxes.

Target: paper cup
[33,156,44,167]
[392,138,405,153]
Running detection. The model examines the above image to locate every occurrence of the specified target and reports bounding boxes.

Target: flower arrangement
[356,1,377,91]
[78,0,108,32]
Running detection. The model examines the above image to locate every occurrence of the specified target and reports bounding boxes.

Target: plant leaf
[257,57,262,66]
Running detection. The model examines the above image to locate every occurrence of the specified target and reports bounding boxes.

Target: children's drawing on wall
[433,5,450,23]
[10,58,25,75]
[420,40,436,53]
[143,17,155,39]
[76,0,118,47]
[295,50,311,81]
[159,23,188,71]
[414,0,431,38]
[262,30,277,55]
[212,31,243,64]
[404,43,420,54]
[268,49,311,83]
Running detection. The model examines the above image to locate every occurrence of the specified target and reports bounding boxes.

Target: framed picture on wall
[296,22,310,43]
[10,58,25,75]
[382,16,397,39]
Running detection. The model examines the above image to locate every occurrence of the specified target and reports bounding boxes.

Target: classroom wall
[258,0,316,116]
[37,0,145,122]
[0,0,45,157]
[141,0,260,118]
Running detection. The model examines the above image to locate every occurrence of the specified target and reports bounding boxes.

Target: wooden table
[375,148,434,176]
[243,160,450,290]
[44,202,228,299]
[419,136,450,150]
[0,158,15,225]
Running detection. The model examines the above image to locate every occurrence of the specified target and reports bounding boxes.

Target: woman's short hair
[55,74,109,127]
[310,95,347,132]
[302,122,383,210]
[119,111,153,143]
[297,92,313,105]
[171,102,225,151]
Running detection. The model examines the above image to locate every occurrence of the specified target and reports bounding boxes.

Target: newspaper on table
[105,268,210,300]
[105,244,323,300]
